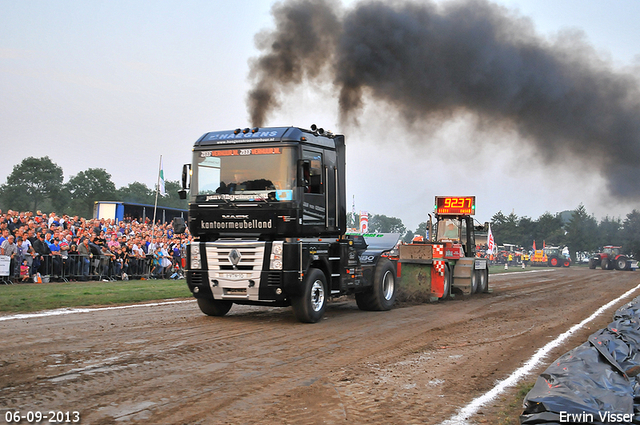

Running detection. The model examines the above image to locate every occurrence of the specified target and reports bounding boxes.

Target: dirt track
[1,267,639,425]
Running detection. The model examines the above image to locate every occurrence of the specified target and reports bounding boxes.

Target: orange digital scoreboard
[435,196,476,215]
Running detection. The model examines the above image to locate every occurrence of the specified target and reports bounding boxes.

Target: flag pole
[152,155,162,233]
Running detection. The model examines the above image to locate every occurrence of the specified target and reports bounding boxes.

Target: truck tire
[549,257,559,267]
[197,298,233,317]
[476,269,488,293]
[355,292,373,310]
[588,258,596,269]
[371,259,396,310]
[601,258,610,270]
[470,268,478,294]
[562,259,571,267]
[356,259,396,311]
[291,267,327,323]
[440,264,452,300]
[615,257,628,271]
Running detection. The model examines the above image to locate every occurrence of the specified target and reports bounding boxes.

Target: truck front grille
[205,242,265,272]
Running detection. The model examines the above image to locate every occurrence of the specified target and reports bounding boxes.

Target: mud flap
[430,260,445,298]
[452,258,474,295]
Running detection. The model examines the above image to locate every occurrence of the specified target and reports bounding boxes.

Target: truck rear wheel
[470,268,478,294]
[372,259,396,310]
[356,259,396,311]
[355,292,373,310]
[197,298,233,317]
[291,268,327,323]
[549,257,559,267]
[476,269,488,293]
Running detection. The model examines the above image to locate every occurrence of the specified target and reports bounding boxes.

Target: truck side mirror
[297,160,310,188]
[181,164,191,190]
[173,217,186,234]
[179,164,191,199]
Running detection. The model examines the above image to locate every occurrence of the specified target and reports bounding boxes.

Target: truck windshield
[193,146,296,202]
[437,218,460,241]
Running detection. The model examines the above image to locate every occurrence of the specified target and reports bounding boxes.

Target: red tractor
[589,246,632,271]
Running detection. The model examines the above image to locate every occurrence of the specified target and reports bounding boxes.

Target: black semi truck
[175,126,400,323]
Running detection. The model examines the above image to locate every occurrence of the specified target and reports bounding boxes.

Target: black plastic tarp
[520,296,640,424]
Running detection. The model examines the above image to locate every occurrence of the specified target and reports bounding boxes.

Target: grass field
[0,279,192,313]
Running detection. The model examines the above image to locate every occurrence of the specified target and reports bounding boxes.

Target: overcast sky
[2,0,639,230]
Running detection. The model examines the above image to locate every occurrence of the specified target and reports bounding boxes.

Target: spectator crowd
[0,209,190,283]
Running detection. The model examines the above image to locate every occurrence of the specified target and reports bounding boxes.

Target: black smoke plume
[248,0,640,199]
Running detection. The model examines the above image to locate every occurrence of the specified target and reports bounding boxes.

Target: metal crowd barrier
[3,253,163,283]
[1,249,184,283]
[0,255,11,285]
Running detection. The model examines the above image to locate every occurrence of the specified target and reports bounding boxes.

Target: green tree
[66,168,117,218]
[622,210,640,259]
[117,182,154,205]
[517,216,536,248]
[368,214,406,234]
[491,211,520,246]
[597,216,623,247]
[534,212,565,248]
[346,211,360,230]
[149,180,188,210]
[403,229,415,243]
[0,156,64,212]
[564,204,598,260]
[414,221,429,239]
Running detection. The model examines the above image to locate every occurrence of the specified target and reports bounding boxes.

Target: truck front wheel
[197,298,233,317]
[291,268,327,323]
[602,258,610,270]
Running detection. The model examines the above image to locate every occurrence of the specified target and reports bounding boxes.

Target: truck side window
[303,151,323,194]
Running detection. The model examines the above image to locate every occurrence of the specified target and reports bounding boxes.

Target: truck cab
[181,126,346,239]
[431,196,488,294]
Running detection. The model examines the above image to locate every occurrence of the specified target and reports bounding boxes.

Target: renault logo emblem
[228,249,241,268]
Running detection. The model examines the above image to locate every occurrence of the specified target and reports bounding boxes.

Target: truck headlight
[191,244,202,269]
[270,241,283,270]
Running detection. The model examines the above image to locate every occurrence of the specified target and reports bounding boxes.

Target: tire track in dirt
[1,268,638,424]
